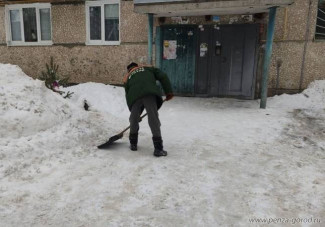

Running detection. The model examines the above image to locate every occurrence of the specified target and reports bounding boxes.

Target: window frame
[315,0,325,40]
[5,3,53,46]
[85,0,121,46]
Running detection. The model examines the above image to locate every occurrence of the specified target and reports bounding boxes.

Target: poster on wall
[163,40,177,60]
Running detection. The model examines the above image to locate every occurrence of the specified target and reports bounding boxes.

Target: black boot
[129,133,138,151]
[152,137,167,157]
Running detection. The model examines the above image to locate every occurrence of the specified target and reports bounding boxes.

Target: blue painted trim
[260,7,277,109]
[155,26,162,68]
[148,13,154,65]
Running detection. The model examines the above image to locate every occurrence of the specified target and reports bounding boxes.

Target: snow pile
[0,63,122,151]
[267,80,325,109]
[63,79,325,117]
[62,82,129,118]
[0,64,75,138]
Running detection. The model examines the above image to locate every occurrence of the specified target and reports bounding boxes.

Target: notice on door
[163,40,177,60]
[200,43,208,57]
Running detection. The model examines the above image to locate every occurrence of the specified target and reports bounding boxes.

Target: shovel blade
[97,133,123,149]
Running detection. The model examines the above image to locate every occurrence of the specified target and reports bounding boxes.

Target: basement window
[316,0,325,40]
[5,3,52,46]
[86,0,120,45]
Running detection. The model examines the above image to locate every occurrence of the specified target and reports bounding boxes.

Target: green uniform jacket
[124,66,173,111]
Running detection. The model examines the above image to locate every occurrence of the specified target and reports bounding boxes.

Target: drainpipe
[299,0,312,91]
[275,59,283,95]
[260,7,278,109]
[148,13,154,65]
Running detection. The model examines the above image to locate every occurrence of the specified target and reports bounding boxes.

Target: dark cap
[127,62,138,72]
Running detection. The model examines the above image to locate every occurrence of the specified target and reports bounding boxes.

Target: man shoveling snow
[124,62,174,157]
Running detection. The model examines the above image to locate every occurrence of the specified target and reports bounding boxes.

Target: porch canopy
[134,0,294,17]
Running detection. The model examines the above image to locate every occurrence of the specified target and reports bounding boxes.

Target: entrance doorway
[158,24,259,99]
[196,24,259,98]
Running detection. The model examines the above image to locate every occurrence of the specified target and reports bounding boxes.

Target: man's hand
[166,93,174,101]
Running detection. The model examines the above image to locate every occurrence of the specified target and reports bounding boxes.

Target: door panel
[196,24,258,99]
[196,26,211,95]
[242,25,259,97]
[220,26,246,95]
[161,26,196,95]
[209,26,221,96]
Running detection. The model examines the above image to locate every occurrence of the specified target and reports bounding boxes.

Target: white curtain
[22,8,37,42]
[40,8,51,41]
[104,4,118,19]
[9,10,22,41]
[104,4,119,41]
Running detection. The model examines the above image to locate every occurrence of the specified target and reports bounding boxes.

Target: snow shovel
[97,112,148,149]
[97,99,166,149]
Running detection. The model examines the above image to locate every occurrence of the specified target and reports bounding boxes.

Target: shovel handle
[119,99,167,135]
[119,112,147,135]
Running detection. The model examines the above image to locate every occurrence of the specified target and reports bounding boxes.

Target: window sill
[313,39,325,42]
[86,41,120,46]
[7,41,53,47]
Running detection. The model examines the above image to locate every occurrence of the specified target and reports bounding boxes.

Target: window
[86,0,120,45]
[5,3,52,46]
[316,0,325,40]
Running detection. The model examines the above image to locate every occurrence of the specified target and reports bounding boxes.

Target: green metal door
[159,26,197,95]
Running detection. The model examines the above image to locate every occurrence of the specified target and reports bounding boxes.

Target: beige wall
[301,42,325,88]
[121,1,147,43]
[268,0,324,91]
[0,7,5,43]
[274,0,312,41]
[0,45,147,84]
[274,0,319,41]
[0,1,148,84]
[269,42,305,89]
[52,4,86,44]
[269,41,325,90]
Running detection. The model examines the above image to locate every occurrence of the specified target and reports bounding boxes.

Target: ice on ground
[0,63,324,227]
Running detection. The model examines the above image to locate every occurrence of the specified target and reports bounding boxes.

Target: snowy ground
[0,64,324,227]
